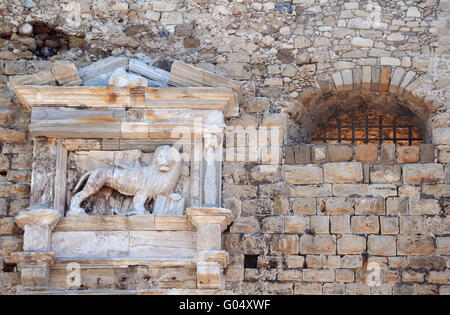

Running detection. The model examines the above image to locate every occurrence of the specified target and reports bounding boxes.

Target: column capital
[186,207,233,231]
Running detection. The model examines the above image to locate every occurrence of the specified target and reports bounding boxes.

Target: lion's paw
[67,207,88,217]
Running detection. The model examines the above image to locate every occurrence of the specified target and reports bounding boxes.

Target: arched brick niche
[288,66,446,146]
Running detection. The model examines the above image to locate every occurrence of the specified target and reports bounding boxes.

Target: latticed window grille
[312,108,423,146]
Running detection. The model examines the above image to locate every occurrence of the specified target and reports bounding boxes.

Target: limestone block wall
[222,143,449,295]
[0,0,449,294]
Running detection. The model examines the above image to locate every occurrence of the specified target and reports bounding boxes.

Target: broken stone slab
[15,207,60,231]
[51,61,82,86]
[79,56,128,86]
[9,71,56,87]
[169,61,243,104]
[128,59,170,86]
[108,68,148,88]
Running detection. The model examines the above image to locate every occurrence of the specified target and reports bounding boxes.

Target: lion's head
[153,145,182,173]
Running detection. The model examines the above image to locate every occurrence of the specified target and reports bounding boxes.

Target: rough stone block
[403,164,444,185]
[323,162,363,183]
[400,216,425,235]
[303,269,335,282]
[386,197,408,215]
[318,197,354,215]
[370,165,401,184]
[355,144,378,162]
[398,235,435,256]
[262,216,284,233]
[380,143,396,164]
[332,184,368,197]
[327,144,354,162]
[330,215,351,234]
[271,234,299,254]
[294,145,311,164]
[294,283,322,295]
[230,217,260,234]
[299,234,336,255]
[337,235,366,254]
[310,216,329,234]
[368,235,396,256]
[292,198,316,215]
[311,145,328,164]
[290,184,332,198]
[397,146,419,163]
[420,144,434,163]
[380,217,399,235]
[352,216,380,234]
[436,237,450,255]
[282,165,323,184]
[286,255,305,268]
[285,216,308,234]
[336,269,355,283]
[409,198,440,215]
[355,197,384,215]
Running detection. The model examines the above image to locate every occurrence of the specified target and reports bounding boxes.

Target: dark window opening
[244,255,258,268]
[312,108,423,146]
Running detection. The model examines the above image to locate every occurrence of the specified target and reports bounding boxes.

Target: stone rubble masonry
[0,0,449,296]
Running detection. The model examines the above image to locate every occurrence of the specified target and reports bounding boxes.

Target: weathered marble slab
[14,86,238,118]
[51,231,129,258]
[130,231,197,258]
[78,57,128,86]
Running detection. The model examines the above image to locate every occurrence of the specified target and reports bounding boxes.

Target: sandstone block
[300,234,336,255]
[370,165,401,184]
[286,255,305,268]
[409,198,440,215]
[318,197,354,215]
[352,216,380,234]
[355,197,384,215]
[332,184,368,197]
[380,143,396,164]
[368,235,396,256]
[292,198,316,215]
[330,215,351,234]
[230,217,260,234]
[282,165,323,184]
[327,144,353,162]
[262,216,284,233]
[337,235,366,254]
[397,146,419,163]
[436,237,450,255]
[271,234,299,254]
[303,269,335,283]
[310,216,329,234]
[285,216,308,234]
[380,216,399,235]
[386,197,408,215]
[290,185,332,198]
[398,235,435,256]
[294,145,311,164]
[403,164,444,184]
[323,162,363,183]
[400,216,424,234]
[0,128,27,143]
[294,283,322,295]
[355,144,378,162]
[336,269,354,283]
[311,145,328,164]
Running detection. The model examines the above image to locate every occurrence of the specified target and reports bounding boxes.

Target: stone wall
[223,143,449,295]
[0,0,449,294]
